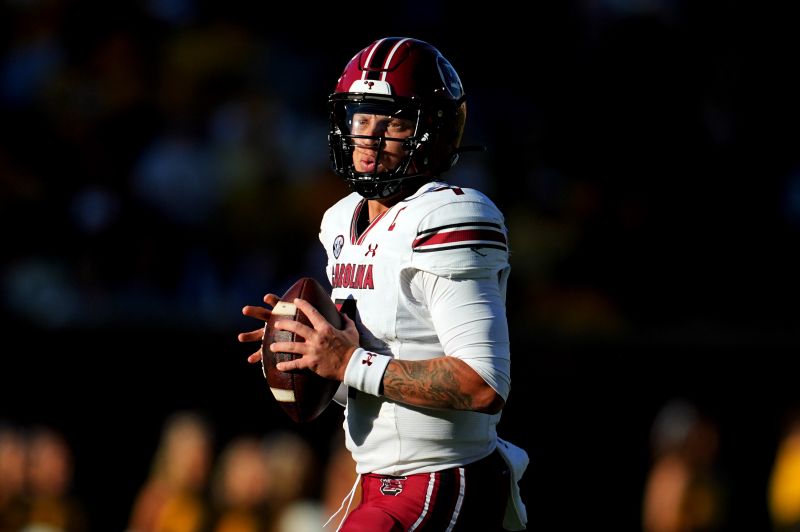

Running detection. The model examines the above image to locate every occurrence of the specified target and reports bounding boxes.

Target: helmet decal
[347,79,392,95]
[437,55,464,99]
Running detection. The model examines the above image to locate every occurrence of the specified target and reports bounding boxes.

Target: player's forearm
[381,357,504,414]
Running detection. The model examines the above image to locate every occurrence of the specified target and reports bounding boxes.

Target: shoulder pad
[320,193,361,243]
[409,191,509,279]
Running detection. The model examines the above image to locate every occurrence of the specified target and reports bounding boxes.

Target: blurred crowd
[3,0,797,339]
[1,411,359,532]
[1,0,342,331]
[1,423,85,531]
[7,401,800,531]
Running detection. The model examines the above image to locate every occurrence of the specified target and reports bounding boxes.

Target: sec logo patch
[333,235,344,259]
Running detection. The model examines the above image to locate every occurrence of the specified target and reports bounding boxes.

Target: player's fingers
[269,341,306,356]
[293,298,329,329]
[237,328,265,343]
[272,318,314,339]
[263,293,280,306]
[275,358,303,372]
[247,351,262,363]
[242,305,271,321]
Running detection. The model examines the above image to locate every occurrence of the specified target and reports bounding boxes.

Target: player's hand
[269,298,360,381]
[238,293,280,364]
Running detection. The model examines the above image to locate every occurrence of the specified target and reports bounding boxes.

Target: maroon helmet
[328,37,467,199]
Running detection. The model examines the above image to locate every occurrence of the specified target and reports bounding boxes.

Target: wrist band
[343,348,391,396]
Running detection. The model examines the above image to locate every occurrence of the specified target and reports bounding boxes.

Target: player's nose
[355,131,383,149]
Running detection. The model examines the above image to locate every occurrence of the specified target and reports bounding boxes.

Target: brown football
[261,277,342,423]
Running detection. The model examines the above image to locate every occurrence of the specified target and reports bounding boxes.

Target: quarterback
[239,37,527,531]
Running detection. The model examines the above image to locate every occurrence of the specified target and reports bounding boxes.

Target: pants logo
[380,476,407,496]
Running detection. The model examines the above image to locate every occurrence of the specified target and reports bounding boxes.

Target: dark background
[2,0,799,530]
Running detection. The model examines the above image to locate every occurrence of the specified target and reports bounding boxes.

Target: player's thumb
[341,312,359,334]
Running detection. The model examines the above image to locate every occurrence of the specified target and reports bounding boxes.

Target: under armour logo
[362,353,375,366]
[364,81,374,89]
[365,243,378,257]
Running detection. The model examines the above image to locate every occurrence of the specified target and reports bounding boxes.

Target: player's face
[351,113,414,173]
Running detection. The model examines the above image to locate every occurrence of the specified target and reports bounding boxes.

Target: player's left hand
[238,293,281,364]
[269,298,360,381]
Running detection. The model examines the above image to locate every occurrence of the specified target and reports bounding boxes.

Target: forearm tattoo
[383,357,475,410]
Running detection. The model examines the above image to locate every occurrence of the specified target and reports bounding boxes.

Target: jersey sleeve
[415,270,511,400]
[410,199,509,279]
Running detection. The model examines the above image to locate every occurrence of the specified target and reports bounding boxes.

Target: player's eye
[351,114,373,132]
[388,119,412,132]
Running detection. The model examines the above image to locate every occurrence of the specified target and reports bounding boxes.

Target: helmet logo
[436,56,463,99]
[348,80,392,95]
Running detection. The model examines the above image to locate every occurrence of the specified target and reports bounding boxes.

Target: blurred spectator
[642,399,726,531]
[207,436,271,532]
[0,423,28,532]
[769,408,800,531]
[206,430,323,532]
[23,426,86,532]
[261,431,322,532]
[127,411,213,532]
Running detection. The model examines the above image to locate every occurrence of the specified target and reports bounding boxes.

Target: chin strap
[323,472,362,530]
[351,173,435,200]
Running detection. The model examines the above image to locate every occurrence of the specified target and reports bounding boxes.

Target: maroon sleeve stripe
[413,228,507,248]
[416,221,502,237]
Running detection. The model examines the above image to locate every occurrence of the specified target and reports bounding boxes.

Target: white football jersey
[319,181,512,475]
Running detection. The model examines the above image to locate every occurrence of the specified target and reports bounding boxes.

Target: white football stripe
[270,388,296,403]
[272,302,297,316]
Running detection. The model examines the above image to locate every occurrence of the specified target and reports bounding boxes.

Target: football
[261,277,342,423]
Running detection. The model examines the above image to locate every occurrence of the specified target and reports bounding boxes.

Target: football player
[239,37,527,531]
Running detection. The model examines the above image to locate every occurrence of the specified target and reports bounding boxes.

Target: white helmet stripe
[381,38,411,81]
[361,37,387,80]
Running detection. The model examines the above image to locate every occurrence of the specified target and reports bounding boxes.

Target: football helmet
[328,37,467,199]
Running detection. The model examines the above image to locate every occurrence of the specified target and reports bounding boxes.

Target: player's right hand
[238,293,280,364]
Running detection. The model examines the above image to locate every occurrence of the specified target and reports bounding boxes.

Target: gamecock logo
[380,476,407,496]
